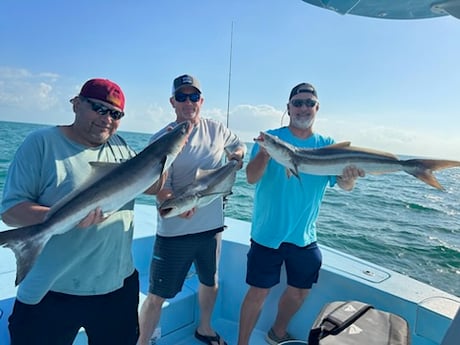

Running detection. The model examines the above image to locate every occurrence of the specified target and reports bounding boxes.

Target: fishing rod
[224,21,234,209]
[226,21,234,128]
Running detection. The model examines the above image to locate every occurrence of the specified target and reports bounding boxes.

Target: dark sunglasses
[85,98,125,120]
[291,99,318,108]
[174,92,201,103]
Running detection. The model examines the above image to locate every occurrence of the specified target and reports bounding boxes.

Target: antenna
[226,21,234,128]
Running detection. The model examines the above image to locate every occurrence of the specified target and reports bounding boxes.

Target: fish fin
[343,146,398,159]
[403,159,460,190]
[325,141,352,148]
[0,224,48,285]
[285,168,302,184]
[413,172,444,190]
[286,168,299,179]
[297,141,351,153]
[293,168,301,179]
[416,159,460,171]
[195,161,238,184]
[195,167,219,179]
[101,211,116,218]
[313,144,399,160]
[88,161,122,173]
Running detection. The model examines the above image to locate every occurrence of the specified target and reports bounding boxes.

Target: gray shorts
[149,228,223,298]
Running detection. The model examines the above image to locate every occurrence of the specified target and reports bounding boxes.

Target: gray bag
[308,301,410,345]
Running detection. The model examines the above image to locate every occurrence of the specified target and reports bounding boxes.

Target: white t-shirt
[149,118,246,237]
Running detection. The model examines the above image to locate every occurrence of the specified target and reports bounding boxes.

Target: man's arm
[1,202,49,227]
[144,172,168,195]
[246,148,270,184]
[2,203,114,229]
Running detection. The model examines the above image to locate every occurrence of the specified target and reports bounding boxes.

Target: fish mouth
[159,208,173,217]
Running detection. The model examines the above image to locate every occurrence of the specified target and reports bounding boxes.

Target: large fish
[255,131,460,190]
[158,159,240,218]
[0,121,192,285]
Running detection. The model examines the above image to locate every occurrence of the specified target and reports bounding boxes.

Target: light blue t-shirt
[250,127,336,249]
[1,126,136,304]
[150,118,246,237]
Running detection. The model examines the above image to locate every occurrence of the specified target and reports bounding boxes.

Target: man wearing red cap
[1,78,160,344]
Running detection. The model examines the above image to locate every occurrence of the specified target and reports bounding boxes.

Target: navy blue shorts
[246,240,322,289]
[149,228,223,298]
[8,270,139,345]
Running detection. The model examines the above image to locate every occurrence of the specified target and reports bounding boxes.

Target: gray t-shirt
[150,118,246,237]
[1,126,136,304]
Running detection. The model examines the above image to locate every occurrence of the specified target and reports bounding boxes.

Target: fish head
[254,132,295,161]
[255,132,291,151]
[253,132,277,155]
[157,194,198,218]
[253,131,268,146]
[253,132,302,178]
[157,160,239,219]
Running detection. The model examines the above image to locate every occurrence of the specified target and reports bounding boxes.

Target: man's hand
[227,150,245,170]
[179,207,197,219]
[145,171,168,195]
[337,165,365,191]
[78,207,108,228]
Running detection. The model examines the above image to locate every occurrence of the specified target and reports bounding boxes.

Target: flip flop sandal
[194,330,228,345]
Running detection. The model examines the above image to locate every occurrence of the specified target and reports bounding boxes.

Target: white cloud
[223,104,284,142]
[0,66,60,111]
[316,117,460,159]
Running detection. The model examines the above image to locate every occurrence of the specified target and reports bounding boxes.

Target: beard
[291,115,315,130]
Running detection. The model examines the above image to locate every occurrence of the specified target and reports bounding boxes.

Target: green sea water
[1,120,459,296]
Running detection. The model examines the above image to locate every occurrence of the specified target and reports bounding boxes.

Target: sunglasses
[291,99,318,108]
[85,98,125,120]
[174,92,201,103]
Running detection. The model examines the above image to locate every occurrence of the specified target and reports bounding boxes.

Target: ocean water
[0,120,459,296]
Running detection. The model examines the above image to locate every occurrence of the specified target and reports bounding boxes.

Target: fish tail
[403,159,460,190]
[0,225,47,285]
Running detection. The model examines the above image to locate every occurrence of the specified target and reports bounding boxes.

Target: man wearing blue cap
[138,74,246,345]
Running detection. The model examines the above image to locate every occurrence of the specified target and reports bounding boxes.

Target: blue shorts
[149,228,223,298]
[8,270,139,345]
[246,240,322,289]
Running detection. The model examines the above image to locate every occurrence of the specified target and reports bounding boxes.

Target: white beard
[291,116,314,130]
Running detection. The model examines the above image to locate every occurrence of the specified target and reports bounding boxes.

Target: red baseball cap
[79,78,125,110]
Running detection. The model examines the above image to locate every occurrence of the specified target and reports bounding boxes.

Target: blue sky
[1,0,460,158]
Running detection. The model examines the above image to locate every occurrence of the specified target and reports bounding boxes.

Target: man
[138,74,246,345]
[237,82,365,345]
[1,78,162,345]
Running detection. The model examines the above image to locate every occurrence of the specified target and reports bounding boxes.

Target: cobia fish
[0,121,192,285]
[255,131,460,190]
[158,159,240,218]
